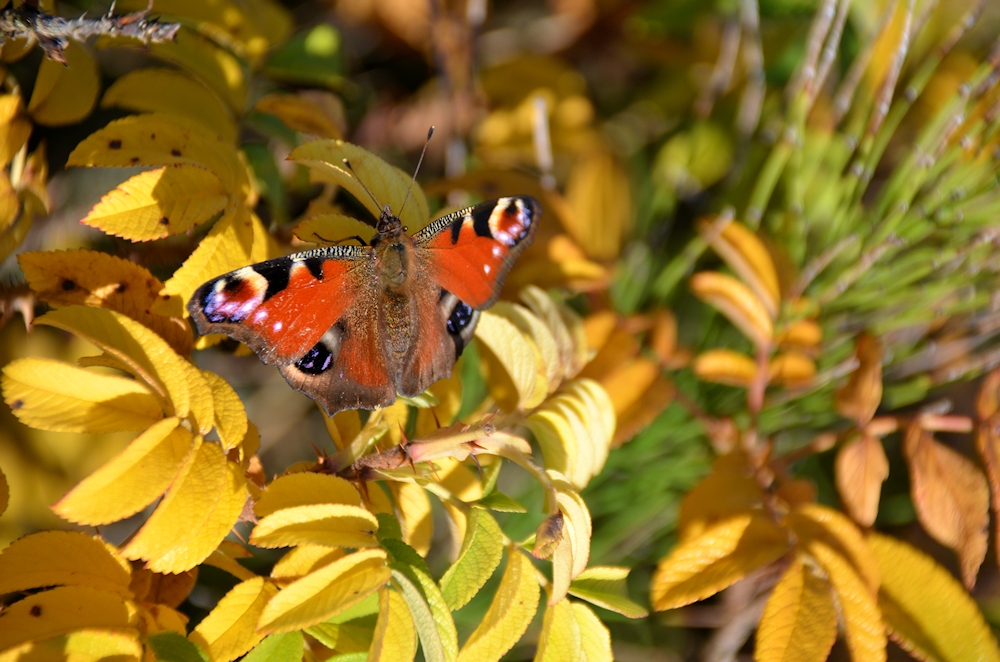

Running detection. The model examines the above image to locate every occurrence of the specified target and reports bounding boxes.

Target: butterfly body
[188,195,540,415]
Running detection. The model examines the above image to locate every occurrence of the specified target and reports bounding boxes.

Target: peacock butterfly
[187,177,540,415]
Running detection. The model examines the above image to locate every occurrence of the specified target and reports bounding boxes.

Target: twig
[0,1,180,64]
[695,15,741,118]
[736,0,764,137]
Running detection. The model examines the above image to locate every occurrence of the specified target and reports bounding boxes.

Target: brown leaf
[976,414,1000,573]
[836,333,882,426]
[904,424,989,588]
[835,433,889,527]
[976,368,1000,419]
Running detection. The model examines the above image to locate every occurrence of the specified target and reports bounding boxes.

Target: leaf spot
[10,399,23,410]
[29,605,42,617]
[108,139,122,149]
[61,278,76,291]
[116,282,127,293]
[171,149,182,157]
[159,216,169,225]
[130,156,140,164]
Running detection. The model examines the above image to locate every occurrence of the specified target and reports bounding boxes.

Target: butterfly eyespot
[296,342,334,375]
[447,300,475,334]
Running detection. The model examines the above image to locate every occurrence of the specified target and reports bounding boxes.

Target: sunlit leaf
[250,503,379,549]
[650,513,788,611]
[391,481,432,557]
[258,548,390,634]
[690,271,773,348]
[440,508,504,611]
[870,532,1000,662]
[82,165,228,241]
[18,249,193,355]
[369,587,417,662]
[255,473,361,517]
[700,218,780,318]
[0,629,142,662]
[572,602,612,662]
[476,309,544,411]
[0,94,31,167]
[190,577,279,662]
[2,357,162,433]
[568,566,647,619]
[457,547,540,662]
[785,503,880,591]
[203,371,248,450]
[54,418,194,526]
[0,585,136,652]
[564,146,633,261]
[677,450,764,541]
[288,139,429,232]
[102,68,236,143]
[292,212,376,246]
[27,42,99,126]
[255,93,343,139]
[272,546,346,585]
[0,531,131,597]
[756,556,837,662]
[123,439,247,573]
[241,632,304,662]
[534,598,581,662]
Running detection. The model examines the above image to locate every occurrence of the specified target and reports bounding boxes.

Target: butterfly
[187,194,540,415]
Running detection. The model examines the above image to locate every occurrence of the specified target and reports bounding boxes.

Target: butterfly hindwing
[414,195,540,309]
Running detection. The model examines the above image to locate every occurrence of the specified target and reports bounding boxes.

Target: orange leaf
[836,333,882,426]
[904,424,989,589]
[835,433,889,527]
[785,504,880,591]
[678,450,764,542]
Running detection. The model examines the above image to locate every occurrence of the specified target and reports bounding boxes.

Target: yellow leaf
[258,548,391,634]
[288,139,430,232]
[388,563,458,662]
[181,359,215,436]
[0,171,18,233]
[768,352,817,387]
[191,577,279,662]
[571,602,612,662]
[35,307,195,419]
[369,587,417,662]
[785,503,880,591]
[67,113,245,192]
[102,68,236,143]
[440,508,504,611]
[568,566,648,619]
[0,94,31,167]
[2,357,162,433]
[650,513,788,611]
[836,433,889,527]
[27,42,99,126]
[292,212,377,246]
[870,532,1000,662]
[0,531,131,597]
[272,546,346,584]
[548,516,575,605]
[18,249,193,356]
[0,629,142,662]
[526,408,576,486]
[534,598,581,662]
[690,271,774,348]
[493,301,562,396]
[53,418,194,526]
[0,585,137,652]
[564,147,633,261]
[391,481,433,556]
[520,285,584,381]
[98,28,246,110]
[161,203,255,311]
[678,450,764,541]
[806,540,886,662]
[250,503,379,549]
[476,310,543,411]
[255,93,343,139]
[203,371,248,450]
[457,547,540,662]
[123,439,247,573]
[82,165,228,241]
[836,333,882,426]
[255,473,361,517]
[756,556,837,662]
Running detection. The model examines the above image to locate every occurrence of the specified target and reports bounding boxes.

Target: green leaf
[440,508,504,611]
[475,491,527,514]
[264,24,344,89]
[241,632,304,662]
[568,566,648,619]
[376,512,404,542]
[147,632,208,662]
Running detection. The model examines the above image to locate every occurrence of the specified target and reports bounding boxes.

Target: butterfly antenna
[399,126,434,217]
[341,158,384,211]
